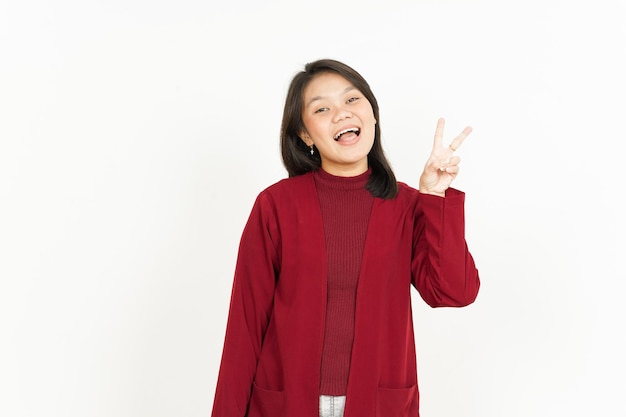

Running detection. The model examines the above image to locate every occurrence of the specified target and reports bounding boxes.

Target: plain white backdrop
[1,0,625,416]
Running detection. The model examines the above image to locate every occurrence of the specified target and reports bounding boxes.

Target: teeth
[334,127,360,140]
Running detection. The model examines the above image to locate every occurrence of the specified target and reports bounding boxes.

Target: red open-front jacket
[211,172,480,417]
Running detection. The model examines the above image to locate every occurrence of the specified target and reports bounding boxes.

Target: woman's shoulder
[254,172,315,206]
[395,181,420,201]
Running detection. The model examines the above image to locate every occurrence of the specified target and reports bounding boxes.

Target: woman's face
[300,72,376,177]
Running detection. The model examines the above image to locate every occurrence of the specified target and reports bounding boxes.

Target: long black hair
[280,59,398,199]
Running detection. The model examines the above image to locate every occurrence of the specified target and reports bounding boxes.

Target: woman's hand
[419,118,472,197]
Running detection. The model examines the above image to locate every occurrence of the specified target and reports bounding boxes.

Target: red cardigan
[211,172,480,417]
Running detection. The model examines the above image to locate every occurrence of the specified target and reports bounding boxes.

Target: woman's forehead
[304,73,357,101]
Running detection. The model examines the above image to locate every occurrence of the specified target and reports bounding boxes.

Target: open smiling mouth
[333,127,361,141]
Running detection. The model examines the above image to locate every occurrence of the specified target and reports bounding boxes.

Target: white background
[1,0,625,416]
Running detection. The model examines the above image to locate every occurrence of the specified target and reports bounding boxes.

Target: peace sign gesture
[419,118,472,197]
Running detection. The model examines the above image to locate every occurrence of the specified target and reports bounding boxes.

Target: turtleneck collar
[313,167,372,191]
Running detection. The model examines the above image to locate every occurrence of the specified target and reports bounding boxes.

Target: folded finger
[444,165,460,175]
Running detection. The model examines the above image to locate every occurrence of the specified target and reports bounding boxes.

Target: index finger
[433,117,446,149]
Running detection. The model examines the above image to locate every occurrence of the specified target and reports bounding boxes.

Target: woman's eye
[314,107,328,114]
[347,97,360,103]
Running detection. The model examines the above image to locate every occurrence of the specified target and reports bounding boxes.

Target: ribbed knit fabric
[314,168,374,396]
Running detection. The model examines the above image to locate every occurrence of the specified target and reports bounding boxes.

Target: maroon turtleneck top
[313,168,374,396]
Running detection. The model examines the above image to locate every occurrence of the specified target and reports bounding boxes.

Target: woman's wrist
[419,189,445,198]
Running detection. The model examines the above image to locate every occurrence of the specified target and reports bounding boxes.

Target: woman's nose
[333,109,353,123]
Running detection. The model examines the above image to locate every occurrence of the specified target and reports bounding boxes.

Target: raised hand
[419,118,472,197]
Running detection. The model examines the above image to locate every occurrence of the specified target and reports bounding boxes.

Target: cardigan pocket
[247,382,285,417]
[376,384,417,417]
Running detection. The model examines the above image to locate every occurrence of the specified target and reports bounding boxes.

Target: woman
[211,59,480,417]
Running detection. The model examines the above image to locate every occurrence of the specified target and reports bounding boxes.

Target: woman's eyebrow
[305,86,356,108]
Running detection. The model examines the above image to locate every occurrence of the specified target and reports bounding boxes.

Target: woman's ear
[299,131,313,147]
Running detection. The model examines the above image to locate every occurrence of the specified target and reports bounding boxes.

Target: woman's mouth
[333,127,361,142]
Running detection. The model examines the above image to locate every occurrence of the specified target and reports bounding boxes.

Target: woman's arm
[211,192,280,417]
[411,189,480,307]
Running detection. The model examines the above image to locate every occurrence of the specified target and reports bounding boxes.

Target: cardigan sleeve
[411,188,480,307]
[211,191,280,417]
